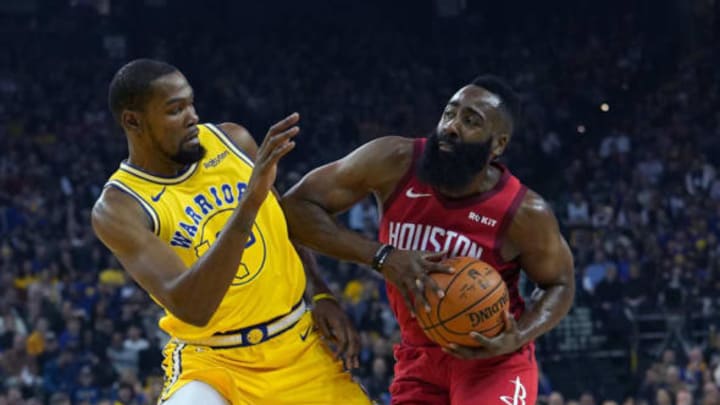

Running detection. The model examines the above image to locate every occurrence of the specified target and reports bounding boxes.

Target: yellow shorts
[160,311,373,405]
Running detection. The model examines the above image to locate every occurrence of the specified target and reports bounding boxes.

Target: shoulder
[511,189,559,232]
[214,122,257,160]
[91,186,152,240]
[502,188,561,259]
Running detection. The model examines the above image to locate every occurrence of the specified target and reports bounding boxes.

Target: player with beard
[91,59,371,404]
[282,76,575,404]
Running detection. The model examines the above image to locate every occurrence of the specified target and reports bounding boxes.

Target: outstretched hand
[245,113,300,207]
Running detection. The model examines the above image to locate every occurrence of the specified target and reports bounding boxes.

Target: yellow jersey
[106,123,306,340]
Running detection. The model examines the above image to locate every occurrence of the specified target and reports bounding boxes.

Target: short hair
[108,59,178,124]
[470,75,520,132]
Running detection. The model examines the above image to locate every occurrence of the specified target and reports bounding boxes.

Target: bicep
[511,196,574,288]
[287,157,375,215]
[519,229,574,288]
[91,193,187,307]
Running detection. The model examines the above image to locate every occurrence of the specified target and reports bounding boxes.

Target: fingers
[267,137,297,163]
[332,320,350,360]
[344,324,361,369]
[469,331,493,346]
[260,127,299,159]
[404,270,431,313]
[315,315,333,341]
[427,261,454,274]
[421,250,448,262]
[421,273,445,299]
[267,112,300,139]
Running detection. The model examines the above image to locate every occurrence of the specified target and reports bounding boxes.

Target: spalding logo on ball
[415,256,510,348]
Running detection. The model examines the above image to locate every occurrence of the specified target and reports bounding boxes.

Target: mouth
[183,127,200,146]
[438,140,455,152]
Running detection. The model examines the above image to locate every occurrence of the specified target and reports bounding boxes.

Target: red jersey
[378,138,528,346]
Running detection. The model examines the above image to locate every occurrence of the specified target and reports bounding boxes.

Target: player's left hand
[442,311,523,359]
[312,298,361,369]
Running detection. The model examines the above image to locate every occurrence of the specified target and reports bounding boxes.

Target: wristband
[312,293,337,303]
[371,244,395,272]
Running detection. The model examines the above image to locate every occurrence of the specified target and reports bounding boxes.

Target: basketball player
[282,76,575,404]
[91,59,371,405]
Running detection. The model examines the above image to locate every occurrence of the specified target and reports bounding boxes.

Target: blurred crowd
[1,1,719,404]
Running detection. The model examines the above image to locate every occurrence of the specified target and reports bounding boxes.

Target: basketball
[414,257,510,348]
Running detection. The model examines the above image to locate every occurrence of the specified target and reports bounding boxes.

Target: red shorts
[390,342,537,405]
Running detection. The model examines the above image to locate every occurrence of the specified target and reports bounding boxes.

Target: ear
[491,133,509,158]
[121,110,142,135]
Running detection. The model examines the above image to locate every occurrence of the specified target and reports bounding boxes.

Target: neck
[126,140,187,177]
[434,164,501,199]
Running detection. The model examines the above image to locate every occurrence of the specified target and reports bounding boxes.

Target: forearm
[167,198,261,326]
[516,283,574,345]
[283,198,381,266]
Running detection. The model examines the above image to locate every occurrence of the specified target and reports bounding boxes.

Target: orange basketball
[414,256,509,348]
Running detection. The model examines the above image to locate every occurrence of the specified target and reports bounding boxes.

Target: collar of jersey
[119,160,199,185]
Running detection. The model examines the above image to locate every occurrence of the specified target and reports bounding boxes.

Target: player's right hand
[245,113,300,207]
[380,250,454,315]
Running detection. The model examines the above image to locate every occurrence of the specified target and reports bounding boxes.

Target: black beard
[416,130,493,192]
[170,144,207,165]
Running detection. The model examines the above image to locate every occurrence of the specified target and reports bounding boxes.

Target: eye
[169,105,183,115]
[443,110,456,119]
[464,116,479,126]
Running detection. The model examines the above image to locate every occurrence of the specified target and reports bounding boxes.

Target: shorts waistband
[175,300,307,348]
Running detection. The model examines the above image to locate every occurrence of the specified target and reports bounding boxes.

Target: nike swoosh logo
[300,325,312,341]
[406,187,432,199]
[151,187,167,202]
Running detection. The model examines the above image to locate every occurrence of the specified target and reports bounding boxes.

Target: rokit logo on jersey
[169,181,267,286]
[387,221,484,259]
[468,211,498,227]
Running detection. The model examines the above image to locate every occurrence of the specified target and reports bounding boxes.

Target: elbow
[169,302,214,327]
[174,307,213,328]
[161,285,215,327]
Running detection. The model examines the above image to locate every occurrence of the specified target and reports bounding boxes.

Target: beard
[416,130,493,192]
[170,143,206,165]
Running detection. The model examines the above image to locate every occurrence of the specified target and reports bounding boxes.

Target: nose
[187,105,199,126]
[441,123,460,142]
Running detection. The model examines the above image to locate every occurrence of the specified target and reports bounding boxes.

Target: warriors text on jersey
[378,138,528,346]
[105,123,306,340]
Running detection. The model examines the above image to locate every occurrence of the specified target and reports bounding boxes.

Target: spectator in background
[567,192,591,226]
[665,365,687,397]
[685,155,716,196]
[123,324,149,364]
[548,391,565,405]
[583,250,613,294]
[72,365,100,404]
[363,357,391,404]
[702,382,720,405]
[655,388,672,405]
[106,330,135,377]
[676,388,693,405]
[48,392,71,405]
[623,265,648,311]
[681,346,707,391]
[579,392,597,405]
[0,333,40,393]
